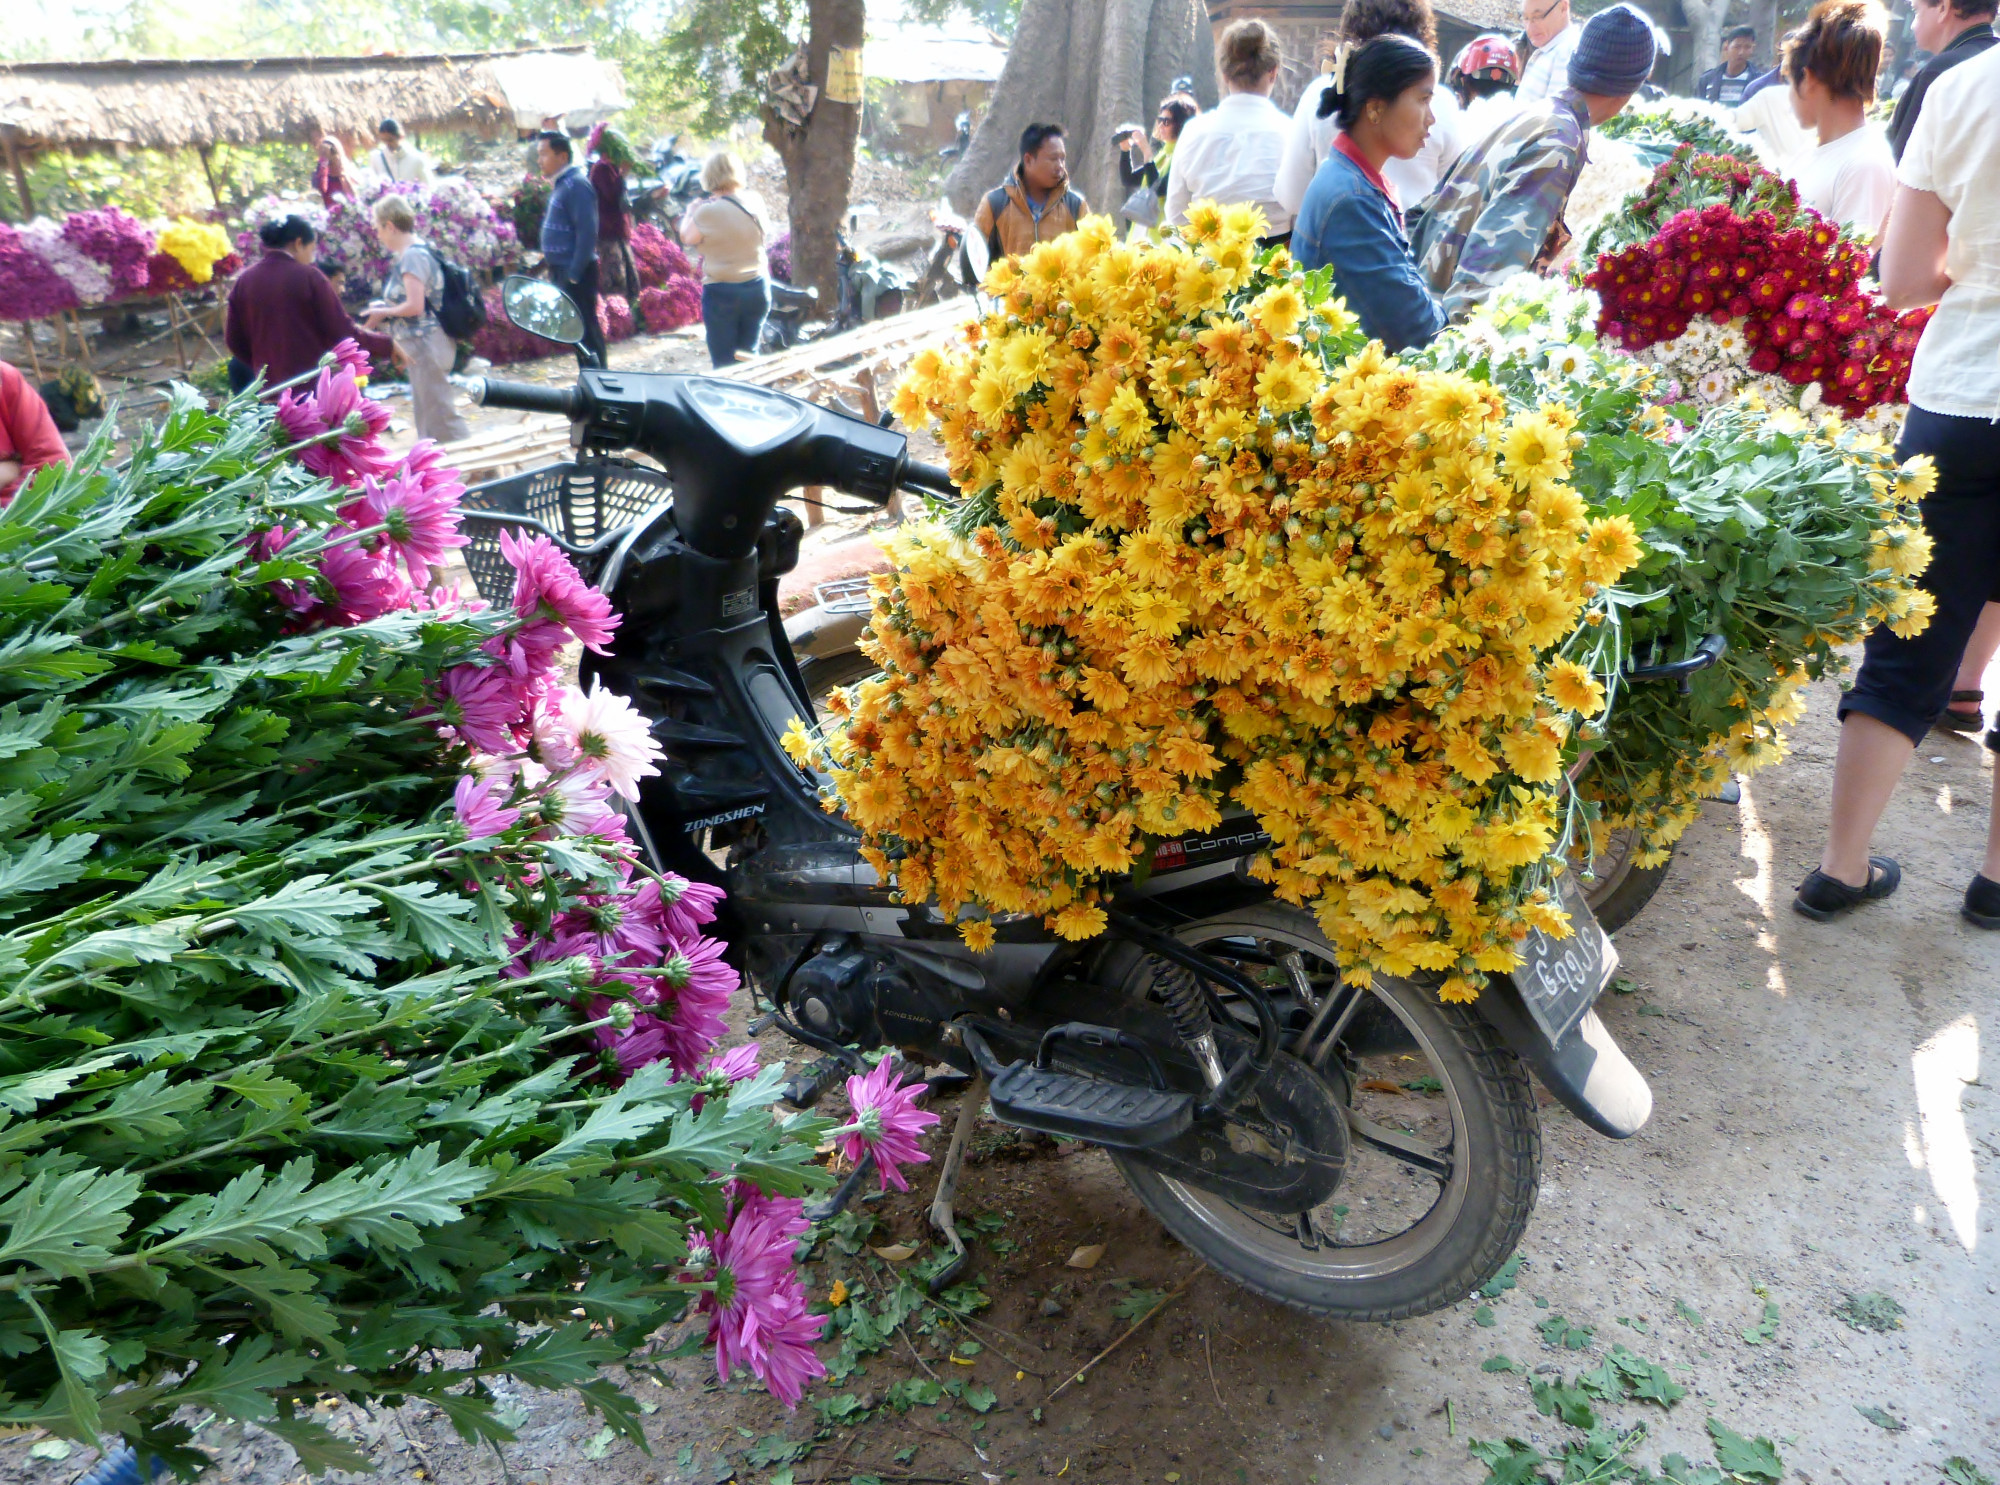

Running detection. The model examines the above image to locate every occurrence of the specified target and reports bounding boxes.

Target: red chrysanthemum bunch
[1586,195,1931,416]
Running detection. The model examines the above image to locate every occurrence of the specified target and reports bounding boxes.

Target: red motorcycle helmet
[1449,33,1523,86]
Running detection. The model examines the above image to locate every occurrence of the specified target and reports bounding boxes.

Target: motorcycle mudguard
[1474,978,1653,1139]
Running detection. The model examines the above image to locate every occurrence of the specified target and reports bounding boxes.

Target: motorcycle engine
[784,936,960,1053]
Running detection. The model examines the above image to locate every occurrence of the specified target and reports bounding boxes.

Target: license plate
[1514,866,1618,1048]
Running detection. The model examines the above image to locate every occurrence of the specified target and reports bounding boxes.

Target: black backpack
[425,245,487,339]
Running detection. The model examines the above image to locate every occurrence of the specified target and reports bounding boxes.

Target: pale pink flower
[838,1059,940,1193]
[453,774,520,840]
[531,764,628,842]
[499,528,620,652]
[556,680,663,801]
[434,664,525,753]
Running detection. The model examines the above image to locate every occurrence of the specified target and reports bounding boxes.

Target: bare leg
[1946,602,2000,720]
[1819,713,1917,887]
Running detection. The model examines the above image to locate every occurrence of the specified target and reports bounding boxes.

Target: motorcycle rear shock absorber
[1151,957,1227,1091]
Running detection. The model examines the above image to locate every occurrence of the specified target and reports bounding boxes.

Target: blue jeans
[703,278,771,368]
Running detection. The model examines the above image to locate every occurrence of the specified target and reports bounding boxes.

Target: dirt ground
[5,665,1994,1485]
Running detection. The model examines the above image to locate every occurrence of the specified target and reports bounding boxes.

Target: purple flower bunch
[600,292,637,343]
[767,231,792,284]
[0,223,82,320]
[629,222,692,289]
[317,179,520,290]
[61,208,154,298]
[638,279,702,333]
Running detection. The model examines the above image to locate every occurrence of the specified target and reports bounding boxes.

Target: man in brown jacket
[972,123,1090,260]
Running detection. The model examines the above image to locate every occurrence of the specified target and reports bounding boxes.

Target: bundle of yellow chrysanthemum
[785,206,1645,999]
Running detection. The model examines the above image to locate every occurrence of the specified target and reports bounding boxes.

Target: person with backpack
[227,214,392,391]
[970,124,1088,261]
[362,193,470,444]
[678,150,773,368]
[537,129,606,370]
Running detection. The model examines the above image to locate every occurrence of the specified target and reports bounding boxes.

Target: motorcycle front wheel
[1574,825,1671,935]
[1107,903,1541,1321]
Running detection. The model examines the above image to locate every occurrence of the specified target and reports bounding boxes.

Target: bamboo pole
[20,322,43,381]
[1,130,31,221]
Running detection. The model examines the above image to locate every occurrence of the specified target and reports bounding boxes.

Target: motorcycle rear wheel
[1107,903,1540,1321]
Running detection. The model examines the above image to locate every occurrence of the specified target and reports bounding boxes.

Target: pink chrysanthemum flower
[249,524,319,617]
[340,470,466,585]
[276,367,395,485]
[651,871,727,939]
[452,774,520,840]
[703,1043,761,1083]
[699,1190,826,1408]
[838,1059,940,1193]
[499,528,620,653]
[435,664,526,753]
[548,886,665,968]
[319,535,410,625]
[322,338,373,380]
[556,680,663,801]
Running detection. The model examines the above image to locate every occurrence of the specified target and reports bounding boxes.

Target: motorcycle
[761,279,824,353]
[458,276,1672,1320]
[938,110,973,164]
[628,134,704,229]
[833,230,912,332]
[912,208,971,309]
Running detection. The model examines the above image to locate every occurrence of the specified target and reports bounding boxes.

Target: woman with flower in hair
[1292,35,1447,351]
[588,124,642,299]
[312,137,356,209]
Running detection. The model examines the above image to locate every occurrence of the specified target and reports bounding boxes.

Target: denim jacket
[1292,146,1446,354]
[540,165,599,282]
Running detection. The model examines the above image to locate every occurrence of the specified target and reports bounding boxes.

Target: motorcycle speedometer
[683,378,816,454]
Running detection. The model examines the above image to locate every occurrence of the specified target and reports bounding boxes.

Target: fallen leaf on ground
[870,1243,916,1262]
[1835,1291,1905,1332]
[1066,1244,1104,1269]
[1855,1404,1906,1432]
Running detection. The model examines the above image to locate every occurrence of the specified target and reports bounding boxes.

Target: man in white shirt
[370,119,436,186]
[1518,0,1585,102]
[1781,1,1895,233]
[1168,19,1295,238]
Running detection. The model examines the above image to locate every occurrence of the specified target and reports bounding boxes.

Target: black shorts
[1839,406,2000,747]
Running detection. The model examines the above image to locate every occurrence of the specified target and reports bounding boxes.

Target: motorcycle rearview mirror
[959,223,992,290]
[501,275,586,345]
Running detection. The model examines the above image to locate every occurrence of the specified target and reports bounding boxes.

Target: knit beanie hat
[1568,4,1660,94]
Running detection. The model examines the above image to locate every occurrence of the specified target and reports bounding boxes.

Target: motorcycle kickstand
[925,1072,986,1295]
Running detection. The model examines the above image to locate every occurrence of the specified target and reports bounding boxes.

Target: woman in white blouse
[1796,42,2000,927]
[1167,19,1294,240]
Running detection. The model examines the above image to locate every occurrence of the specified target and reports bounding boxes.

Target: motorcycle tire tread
[1108,906,1541,1322]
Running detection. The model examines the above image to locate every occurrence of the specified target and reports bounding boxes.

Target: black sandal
[1965,874,2000,930]
[1934,690,1984,734]
[1793,857,1901,920]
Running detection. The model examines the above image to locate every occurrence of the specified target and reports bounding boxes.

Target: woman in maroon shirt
[589,125,642,299]
[312,137,355,209]
[225,216,392,391]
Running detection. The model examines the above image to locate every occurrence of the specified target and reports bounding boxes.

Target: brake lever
[1626,633,1727,694]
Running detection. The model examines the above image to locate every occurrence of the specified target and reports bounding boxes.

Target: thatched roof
[0,47,627,156]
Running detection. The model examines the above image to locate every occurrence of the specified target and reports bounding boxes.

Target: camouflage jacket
[1406,90,1591,321]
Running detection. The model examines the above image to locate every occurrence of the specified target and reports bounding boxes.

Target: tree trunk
[945,0,1217,223]
[760,0,865,304]
[1745,0,1781,71]
[1680,0,1727,86]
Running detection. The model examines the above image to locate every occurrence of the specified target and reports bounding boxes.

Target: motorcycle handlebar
[470,378,584,418]
[900,459,957,497]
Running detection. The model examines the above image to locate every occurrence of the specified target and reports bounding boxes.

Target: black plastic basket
[458,459,673,606]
